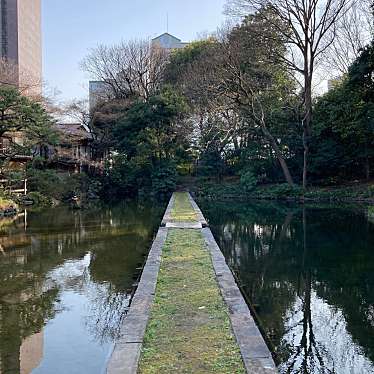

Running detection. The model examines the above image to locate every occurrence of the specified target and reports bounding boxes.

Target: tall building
[327,76,343,91]
[89,80,111,111]
[0,0,42,94]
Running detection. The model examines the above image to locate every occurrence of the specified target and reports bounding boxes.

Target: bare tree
[0,58,18,87]
[226,0,353,188]
[182,19,297,185]
[64,99,91,128]
[185,15,294,185]
[81,39,169,102]
[321,0,373,76]
[0,58,43,100]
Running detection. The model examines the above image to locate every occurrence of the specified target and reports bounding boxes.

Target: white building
[89,34,189,109]
[151,33,189,51]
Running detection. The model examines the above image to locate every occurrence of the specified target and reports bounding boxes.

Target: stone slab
[201,227,278,373]
[107,193,278,374]
[187,193,209,227]
[106,343,142,374]
[106,227,168,374]
[166,221,202,229]
[160,193,175,227]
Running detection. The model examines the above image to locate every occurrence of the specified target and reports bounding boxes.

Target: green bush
[27,168,62,198]
[27,168,98,202]
[269,184,302,198]
[24,191,52,206]
[194,180,242,200]
[368,206,374,218]
[240,171,258,193]
[151,163,177,197]
[253,183,303,199]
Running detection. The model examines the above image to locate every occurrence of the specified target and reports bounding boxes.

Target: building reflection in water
[20,333,44,374]
[0,202,162,374]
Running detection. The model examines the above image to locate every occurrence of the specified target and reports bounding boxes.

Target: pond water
[200,200,374,374]
[0,202,163,374]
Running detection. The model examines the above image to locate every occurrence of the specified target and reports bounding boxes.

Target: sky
[42,0,227,103]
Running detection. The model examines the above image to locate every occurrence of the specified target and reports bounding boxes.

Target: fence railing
[0,179,28,195]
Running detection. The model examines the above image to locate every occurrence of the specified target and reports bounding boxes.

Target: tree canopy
[0,86,57,154]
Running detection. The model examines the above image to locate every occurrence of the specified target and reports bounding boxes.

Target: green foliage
[240,170,258,192]
[23,191,52,206]
[312,41,374,181]
[85,6,374,199]
[0,196,17,210]
[197,149,225,178]
[114,87,188,160]
[256,184,303,199]
[369,206,374,219]
[0,86,57,152]
[103,88,190,198]
[151,162,177,197]
[27,168,98,203]
[27,168,61,199]
[164,40,216,85]
[194,180,242,200]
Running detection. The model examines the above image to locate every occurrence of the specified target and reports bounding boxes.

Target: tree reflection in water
[200,200,374,374]
[0,202,162,374]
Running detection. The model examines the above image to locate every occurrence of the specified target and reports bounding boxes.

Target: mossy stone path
[138,193,246,374]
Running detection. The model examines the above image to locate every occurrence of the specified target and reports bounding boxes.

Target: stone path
[107,192,277,374]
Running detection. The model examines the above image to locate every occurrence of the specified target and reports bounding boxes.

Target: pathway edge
[187,193,278,374]
[106,226,168,374]
[202,227,277,374]
[107,192,278,374]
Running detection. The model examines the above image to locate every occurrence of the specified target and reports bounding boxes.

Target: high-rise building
[89,80,111,111]
[0,0,42,94]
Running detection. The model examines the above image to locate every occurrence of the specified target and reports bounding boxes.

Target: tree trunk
[302,70,313,190]
[261,126,294,186]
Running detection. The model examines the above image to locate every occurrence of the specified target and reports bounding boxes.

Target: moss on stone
[138,228,245,374]
[170,192,198,222]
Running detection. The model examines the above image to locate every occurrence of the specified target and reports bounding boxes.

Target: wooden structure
[49,123,104,173]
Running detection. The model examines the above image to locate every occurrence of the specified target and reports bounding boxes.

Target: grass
[194,179,374,202]
[138,229,246,374]
[0,197,16,211]
[170,192,198,222]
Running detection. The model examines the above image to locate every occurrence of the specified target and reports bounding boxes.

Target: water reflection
[0,202,163,374]
[200,201,374,374]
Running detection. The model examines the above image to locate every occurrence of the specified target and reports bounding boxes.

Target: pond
[200,200,374,374]
[0,202,164,374]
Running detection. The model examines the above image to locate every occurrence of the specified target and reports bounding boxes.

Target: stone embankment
[0,199,18,217]
[107,192,277,374]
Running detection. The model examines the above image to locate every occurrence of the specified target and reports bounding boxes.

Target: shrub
[27,168,62,199]
[23,191,52,206]
[27,168,98,202]
[151,163,177,197]
[240,171,258,193]
[368,206,374,218]
[264,184,303,198]
[0,197,17,210]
